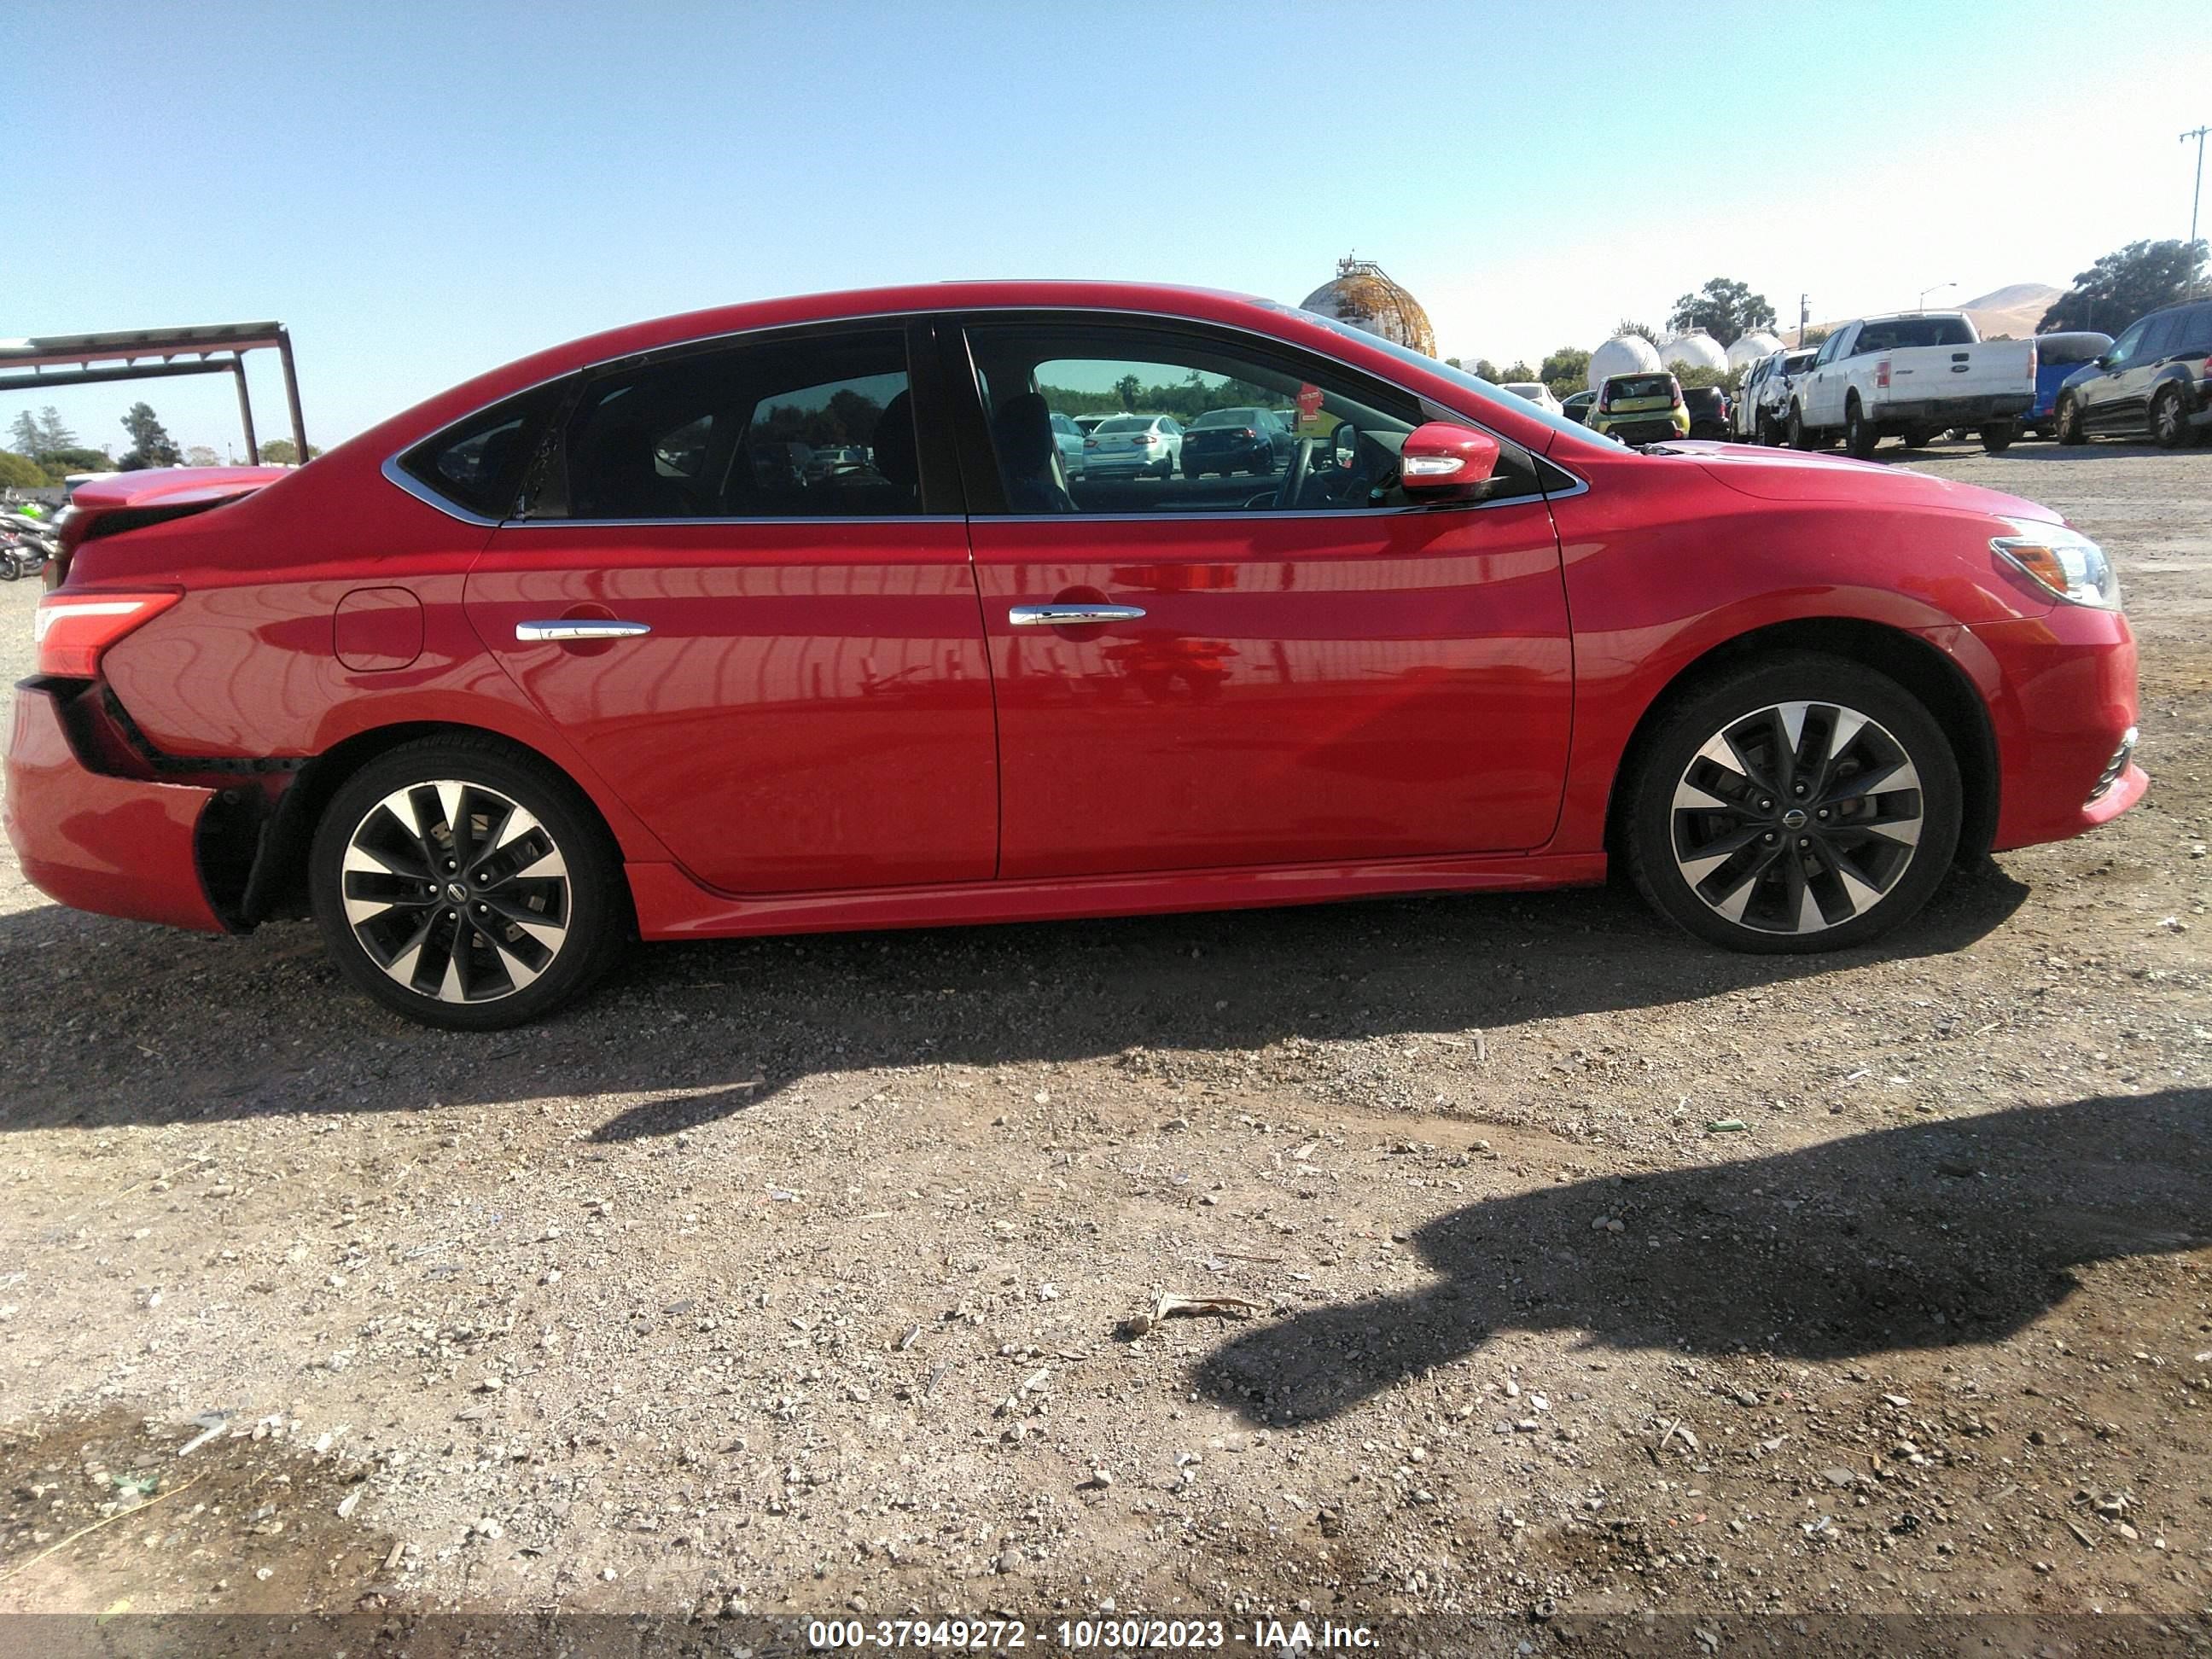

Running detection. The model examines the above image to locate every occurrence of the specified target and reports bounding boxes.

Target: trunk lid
[52,466,290,585]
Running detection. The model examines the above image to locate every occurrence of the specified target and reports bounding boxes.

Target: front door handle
[515,619,652,642]
[1008,604,1146,627]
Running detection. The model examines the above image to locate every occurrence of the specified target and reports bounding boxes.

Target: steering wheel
[1276,435,1319,509]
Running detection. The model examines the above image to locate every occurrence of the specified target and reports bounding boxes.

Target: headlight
[1991,519,2122,610]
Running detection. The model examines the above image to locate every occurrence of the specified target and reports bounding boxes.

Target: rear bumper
[3,679,229,933]
[1968,608,2146,852]
[1880,393,2031,424]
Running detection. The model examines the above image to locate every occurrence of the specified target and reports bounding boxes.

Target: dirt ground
[0,440,2207,1643]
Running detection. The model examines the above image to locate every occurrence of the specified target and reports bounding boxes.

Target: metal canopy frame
[0,322,306,464]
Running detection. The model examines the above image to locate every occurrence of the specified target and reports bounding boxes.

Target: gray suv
[2054,300,2212,448]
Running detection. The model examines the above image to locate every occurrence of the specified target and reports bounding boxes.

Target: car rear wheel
[1981,422,2016,454]
[1625,654,1961,955]
[2151,386,2189,450]
[310,736,629,1030]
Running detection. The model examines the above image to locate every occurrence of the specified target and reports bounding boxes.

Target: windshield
[1282,306,1610,445]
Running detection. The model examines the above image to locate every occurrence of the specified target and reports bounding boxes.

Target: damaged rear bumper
[4,678,235,934]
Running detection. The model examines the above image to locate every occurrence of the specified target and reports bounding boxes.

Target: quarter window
[544,329,928,521]
[398,383,562,521]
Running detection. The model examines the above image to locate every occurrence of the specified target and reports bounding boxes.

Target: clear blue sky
[8,0,2211,455]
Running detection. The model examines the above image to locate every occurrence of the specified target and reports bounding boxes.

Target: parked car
[1732,348,1815,444]
[1789,311,2035,457]
[2023,331,2110,439]
[1588,372,1690,445]
[7,280,2142,1029]
[1681,385,1731,440]
[1083,413,1183,478]
[1498,381,1564,416]
[1561,389,1595,425]
[2053,299,2212,449]
[1180,406,1289,476]
[1049,410,1087,478]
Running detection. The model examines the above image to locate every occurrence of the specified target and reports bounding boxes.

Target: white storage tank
[1588,334,1662,392]
[1662,332,1729,375]
[1726,330,1784,370]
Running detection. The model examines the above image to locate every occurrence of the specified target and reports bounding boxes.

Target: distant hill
[1785,282,2062,346]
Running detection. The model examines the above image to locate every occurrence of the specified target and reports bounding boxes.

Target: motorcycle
[0,515,55,580]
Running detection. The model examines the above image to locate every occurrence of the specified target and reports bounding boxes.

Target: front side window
[964,318,1531,517]
[2105,320,2148,367]
[541,328,926,521]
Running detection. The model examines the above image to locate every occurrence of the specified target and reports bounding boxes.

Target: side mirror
[1400,422,1500,493]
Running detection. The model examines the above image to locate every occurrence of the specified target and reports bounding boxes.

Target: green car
[1589,372,1691,445]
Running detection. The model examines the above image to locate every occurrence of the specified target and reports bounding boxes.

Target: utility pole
[2184,125,2210,256]
[1798,293,1810,344]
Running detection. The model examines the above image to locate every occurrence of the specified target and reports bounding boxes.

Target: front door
[952,314,1574,881]
[2079,317,2148,434]
[465,322,998,895]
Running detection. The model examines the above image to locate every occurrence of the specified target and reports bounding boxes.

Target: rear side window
[548,328,924,521]
[2136,311,2183,362]
[398,383,562,521]
[2179,305,2212,357]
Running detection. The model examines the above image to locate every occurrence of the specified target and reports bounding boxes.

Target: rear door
[465,319,998,896]
[950,311,1574,880]
[2114,311,2180,432]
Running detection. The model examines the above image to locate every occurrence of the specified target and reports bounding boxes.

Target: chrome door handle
[515,619,652,642]
[1008,604,1146,627]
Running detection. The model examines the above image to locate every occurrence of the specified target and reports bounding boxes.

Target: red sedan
[5,282,2144,1029]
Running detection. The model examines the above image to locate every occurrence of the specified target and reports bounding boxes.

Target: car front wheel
[310,736,629,1029]
[1625,655,1961,954]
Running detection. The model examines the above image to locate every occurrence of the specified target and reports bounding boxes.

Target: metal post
[276,327,308,461]
[2186,125,2209,253]
[230,358,260,465]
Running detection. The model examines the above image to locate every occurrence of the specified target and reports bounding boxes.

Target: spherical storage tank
[1662,332,1729,375]
[1300,257,1437,358]
[1726,330,1784,370]
[1587,334,1662,392]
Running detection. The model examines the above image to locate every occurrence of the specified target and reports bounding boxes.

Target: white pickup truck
[1787,311,2036,457]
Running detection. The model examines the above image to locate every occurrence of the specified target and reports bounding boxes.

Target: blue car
[2026,331,2110,438]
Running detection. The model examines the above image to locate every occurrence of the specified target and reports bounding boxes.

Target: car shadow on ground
[0,859,2031,1138]
[1192,1087,2210,1425]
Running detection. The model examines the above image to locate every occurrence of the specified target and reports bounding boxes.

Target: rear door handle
[1008,604,1146,626]
[515,619,652,642]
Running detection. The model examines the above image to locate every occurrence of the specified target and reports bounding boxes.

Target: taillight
[1239,428,1257,439]
[1669,387,1683,408]
[2027,342,2039,386]
[33,591,180,678]
[1876,358,1891,390]
[1132,432,1155,445]
[1083,437,1098,448]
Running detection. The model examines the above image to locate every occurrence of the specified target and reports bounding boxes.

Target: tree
[1799,326,1831,347]
[183,445,221,468]
[254,438,323,466]
[1539,346,1590,397]
[7,412,37,454]
[2040,238,2209,332]
[1113,374,1142,412]
[1493,361,1537,384]
[1614,318,1663,346]
[1469,358,1502,381]
[35,445,114,480]
[34,407,75,451]
[1667,277,1777,347]
[0,451,45,489]
[117,402,181,470]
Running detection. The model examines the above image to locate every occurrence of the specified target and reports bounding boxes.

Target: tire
[2151,385,2189,450]
[1787,405,1814,451]
[2056,394,2085,446]
[1623,652,1962,955]
[1845,397,1880,460]
[1981,422,2015,455]
[1183,459,1202,480]
[309,736,630,1030]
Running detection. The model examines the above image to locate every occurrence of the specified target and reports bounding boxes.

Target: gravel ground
[0,442,2206,1633]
